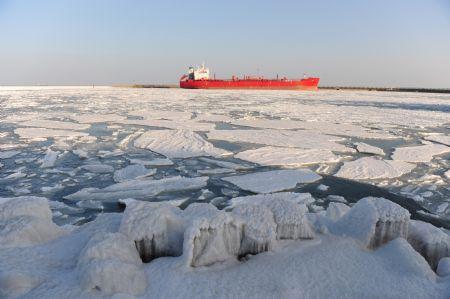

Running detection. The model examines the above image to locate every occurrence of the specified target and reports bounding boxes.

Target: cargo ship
[179,64,319,90]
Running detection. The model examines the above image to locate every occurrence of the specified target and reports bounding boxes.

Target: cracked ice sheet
[64,176,208,202]
[134,129,230,158]
[207,129,354,152]
[232,119,397,139]
[392,144,450,163]
[222,169,321,193]
[235,146,340,167]
[336,157,416,180]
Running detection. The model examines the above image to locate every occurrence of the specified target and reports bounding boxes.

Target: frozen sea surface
[1,87,450,298]
[0,86,449,225]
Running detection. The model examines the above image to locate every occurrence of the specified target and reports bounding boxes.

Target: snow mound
[333,197,410,249]
[77,232,147,295]
[326,202,350,222]
[336,157,415,179]
[231,204,277,255]
[355,142,385,155]
[407,220,450,269]
[65,176,208,202]
[235,146,340,167]
[183,209,243,267]
[0,196,64,247]
[437,257,450,277]
[134,129,230,158]
[392,144,450,163]
[222,169,321,193]
[119,201,185,263]
[113,164,156,182]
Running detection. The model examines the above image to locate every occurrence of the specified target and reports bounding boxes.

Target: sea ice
[437,257,450,276]
[20,119,90,131]
[14,127,88,139]
[333,197,410,249]
[355,142,385,155]
[229,192,315,208]
[0,150,20,159]
[207,129,353,152]
[424,134,450,146]
[126,157,174,166]
[407,220,450,269]
[113,164,156,182]
[79,163,114,173]
[134,129,230,158]
[336,156,416,179]
[325,202,351,222]
[70,113,126,124]
[77,232,147,295]
[119,201,185,262]
[65,176,208,202]
[40,149,59,168]
[235,146,340,167]
[231,204,277,255]
[183,208,243,267]
[392,144,450,163]
[222,169,321,193]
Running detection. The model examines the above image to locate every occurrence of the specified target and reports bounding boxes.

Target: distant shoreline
[113,84,450,94]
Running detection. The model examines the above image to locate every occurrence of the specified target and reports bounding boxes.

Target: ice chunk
[134,129,230,158]
[235,146,340,167]
[126,157,174,166]
[355,142,385,155]
[407,220,450,269]
[229,192,315,208]
[326,195,348,203]
[70,113,126,123]
[317,184,329,191]
[65,176,208,202]
[183,209,243,267]
[113,164,156,182]
[0,196,64,247]
[40,148,59,168]
[424,134,450,146]
[336,157,415,179]
[231,204,277,255]
[77,232,147,295]
[392,144,450,163]
[326,202,350,222]
[222,169,321,193]
[79,163,114,173]
[436,257,450,276]
[199,157,252,170]
[119,201,185,262]
[333,197,410,249]
[207,129,353,152]
[0,150,20,159]
[72,149,89,159]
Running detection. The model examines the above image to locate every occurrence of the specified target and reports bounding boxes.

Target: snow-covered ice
[355,142,385,155]
[336,156,416,179]
[222,169,321,193]
[392,144,450,163]
[134,129,230,158]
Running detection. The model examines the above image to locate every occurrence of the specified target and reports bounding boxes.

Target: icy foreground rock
[336,156,416,180]
[134,129,230,158]
[0,196,64,247]
[65,176,208,202]
[222,169,321,193]
[333,197,410,249]
[119,201,185,262]
[77,232,147,295]
[407,220,450,269]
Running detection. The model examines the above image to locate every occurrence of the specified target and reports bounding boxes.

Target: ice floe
[0,150,20,159]
[392,144,450,163]
[235,146,340,167]
[222,169,321,193]
[65,176,208,202]
[113,164,156,182]
[20,119,90,131]
[355,142,385,155]
[134,129,230,158]
[14,127,89,139]
[424,134,450,146]
[336,156,416,179]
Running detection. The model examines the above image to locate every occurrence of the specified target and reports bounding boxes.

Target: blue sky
[0,0,449,87]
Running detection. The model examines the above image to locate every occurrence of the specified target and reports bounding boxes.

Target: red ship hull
[180,77,319,90]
